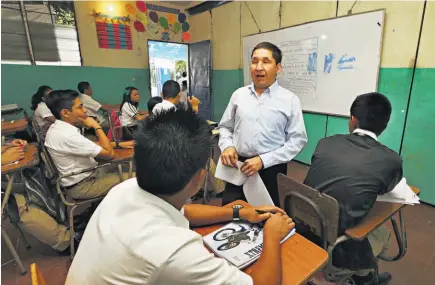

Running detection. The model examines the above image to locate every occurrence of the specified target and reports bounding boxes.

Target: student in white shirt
[77,81,107,127]
[44,90,134,200]
[153,80,200,115]
[146,96,163,113]
[66,108,295,285]
[119,87,147,126]
[31,85,55,129]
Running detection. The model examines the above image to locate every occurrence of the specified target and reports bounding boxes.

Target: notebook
[203,221,296,269]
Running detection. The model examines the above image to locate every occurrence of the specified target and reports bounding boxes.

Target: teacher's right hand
[221,147,239,168]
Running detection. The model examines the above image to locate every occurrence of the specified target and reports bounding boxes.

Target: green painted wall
[401,68,435,205]
[211,67,434,204]
[211,69,243,121]
[1,64,151,114]
[325,68,413,154]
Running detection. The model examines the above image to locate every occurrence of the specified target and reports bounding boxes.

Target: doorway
[148,40,212,119]
[148,40,189,98]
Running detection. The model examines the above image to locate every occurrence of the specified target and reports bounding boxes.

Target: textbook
[203,221,296,269]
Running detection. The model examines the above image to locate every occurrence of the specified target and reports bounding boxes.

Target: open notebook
[203,221,295,269]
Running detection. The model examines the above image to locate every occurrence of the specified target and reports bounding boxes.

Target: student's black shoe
[352,272,392,285]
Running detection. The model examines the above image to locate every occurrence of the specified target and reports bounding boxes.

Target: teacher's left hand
[241,156,263,177]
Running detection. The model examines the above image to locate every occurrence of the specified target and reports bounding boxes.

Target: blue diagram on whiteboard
[307,52,317,73]
[337,54,356,70]
[323,53,335,74]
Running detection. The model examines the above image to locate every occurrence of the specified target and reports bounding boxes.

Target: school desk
[194,200,329,285]
[1,144,40,275]
[345,186,420,261]
[1,118,28,136]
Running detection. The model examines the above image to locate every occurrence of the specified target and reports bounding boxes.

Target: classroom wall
[74,1,193,68]
[1,1,203,111]
[1,65,149,110]
[207,1,435,204]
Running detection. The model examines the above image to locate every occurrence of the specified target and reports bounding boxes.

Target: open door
[189,40,212,120]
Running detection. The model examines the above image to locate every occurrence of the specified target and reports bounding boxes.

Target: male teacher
[219,42,308,206]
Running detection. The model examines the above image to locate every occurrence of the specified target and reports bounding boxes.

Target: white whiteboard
[243,10,384,116]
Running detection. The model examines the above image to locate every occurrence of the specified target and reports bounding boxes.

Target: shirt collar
[134,183,189,228]
[353,128,378,141]
[53,119,80,133]
[249,80,279,96]
[163,100,175,108]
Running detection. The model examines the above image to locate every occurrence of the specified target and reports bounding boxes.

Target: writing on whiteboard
[337,54,356,70]
[323,53,334,74]
[276,37,318,98]
[307,52,317,73]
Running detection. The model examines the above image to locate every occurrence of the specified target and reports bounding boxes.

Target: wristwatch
[232,204,244,221]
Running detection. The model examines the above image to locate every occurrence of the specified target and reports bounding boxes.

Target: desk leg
[1,227,27,275]
[128,161,133,178]
[379,209,407,262]
[1,172,17,216]
[117,164,124,182]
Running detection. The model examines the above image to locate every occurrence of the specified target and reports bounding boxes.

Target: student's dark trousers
[222,156,287,207]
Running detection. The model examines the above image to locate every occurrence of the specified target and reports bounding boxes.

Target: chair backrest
[30,263,47,285]
[277,174,340,247]
[31,117,41,143]
[39,139,60,182]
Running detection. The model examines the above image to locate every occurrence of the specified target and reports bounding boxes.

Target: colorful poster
[96,22,133,50]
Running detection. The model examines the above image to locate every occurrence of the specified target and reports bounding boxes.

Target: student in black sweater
[304,92,402,285]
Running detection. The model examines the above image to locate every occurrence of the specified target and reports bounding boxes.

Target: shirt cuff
[259,152,275,169]
[219,140,234,153]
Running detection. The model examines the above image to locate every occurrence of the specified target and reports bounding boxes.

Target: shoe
[352,272,392,285]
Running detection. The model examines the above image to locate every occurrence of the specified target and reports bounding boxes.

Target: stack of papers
[203,221,296,269]
[376,177,420,205]
[1,104,19,112]
[215,159,274,206]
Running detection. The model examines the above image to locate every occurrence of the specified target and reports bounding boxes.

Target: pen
[255,209,269,214]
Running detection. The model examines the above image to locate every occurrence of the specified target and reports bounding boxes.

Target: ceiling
[161,1,193,7]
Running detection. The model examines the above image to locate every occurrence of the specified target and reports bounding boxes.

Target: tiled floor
[2,162,435,284]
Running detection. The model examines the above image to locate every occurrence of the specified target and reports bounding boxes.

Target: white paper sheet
[215,159,247,186]
[243,173,274,206]
[376,177,420,205]
[215,159,274,206]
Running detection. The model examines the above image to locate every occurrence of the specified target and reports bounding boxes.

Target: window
[1,1,81,66]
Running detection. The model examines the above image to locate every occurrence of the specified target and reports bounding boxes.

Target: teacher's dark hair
[251,42,282,65]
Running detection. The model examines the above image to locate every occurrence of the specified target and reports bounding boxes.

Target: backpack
[107,110,123,141]
[108,109,135,141]
[21,167,66,223]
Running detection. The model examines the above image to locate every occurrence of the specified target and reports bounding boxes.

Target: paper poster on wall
[126,1,190,42]
[96,22,132,50]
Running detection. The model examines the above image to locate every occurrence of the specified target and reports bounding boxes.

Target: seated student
[66,108,294,285]
[153,80,200,115]
[78,81,108,128]
[304,92,402,285]
[119,87,147,127]
[1,139,27,164]
[31,85,55,129]
[146,96,163,113]
[44,90,134,200]
[1,139,83,252]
